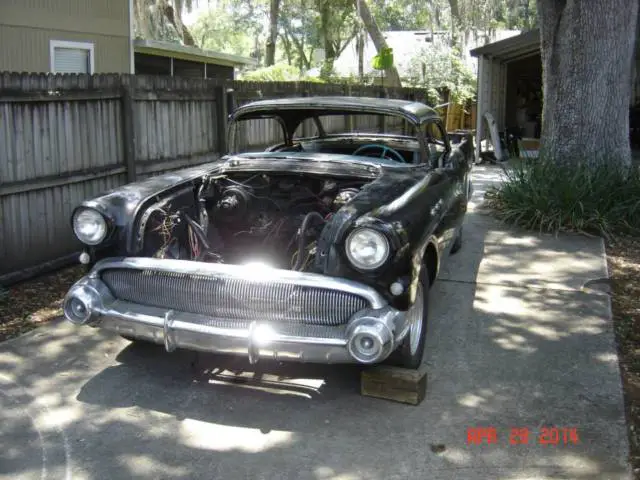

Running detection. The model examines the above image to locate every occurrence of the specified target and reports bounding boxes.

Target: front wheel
[450,226,463,254]
[387,269,430,369]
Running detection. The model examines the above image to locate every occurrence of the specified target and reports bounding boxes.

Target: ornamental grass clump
[484,158,640,240]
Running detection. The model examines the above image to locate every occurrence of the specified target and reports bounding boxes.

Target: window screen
[53,46,91,73]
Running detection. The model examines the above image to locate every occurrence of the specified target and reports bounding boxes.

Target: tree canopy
[134,0,539,101]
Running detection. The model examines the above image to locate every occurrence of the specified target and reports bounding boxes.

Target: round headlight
[73,208,107,245]
[345,228,390,270]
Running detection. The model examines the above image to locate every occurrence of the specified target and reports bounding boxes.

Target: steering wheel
[353,144,407,163]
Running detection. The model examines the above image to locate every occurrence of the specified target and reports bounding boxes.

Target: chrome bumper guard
[63,258,411,364]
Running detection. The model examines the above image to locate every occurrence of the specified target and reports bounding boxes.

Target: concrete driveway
[0,165,630,480]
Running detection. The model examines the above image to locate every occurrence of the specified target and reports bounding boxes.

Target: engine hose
[293,212,325,271]
[196,183,209,236]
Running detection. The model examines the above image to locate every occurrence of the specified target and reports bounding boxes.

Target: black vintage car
[63,96,474,369]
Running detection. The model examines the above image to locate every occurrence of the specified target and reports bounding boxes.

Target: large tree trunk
[448,0,460,50]
[160,1,196,46]
[319,2,337,78]
[354,0,402,87]
[265,0,281,66]
[133,0,153,40]
[538,0,639,169]
[357,32,365,80]
[281,31,293,66]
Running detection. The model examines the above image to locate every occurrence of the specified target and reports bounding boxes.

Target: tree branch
[160,1,196,46]
[354,0,402,87]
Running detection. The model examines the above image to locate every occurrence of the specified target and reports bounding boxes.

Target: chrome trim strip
[90,257,388,309]
[103,318,354,363]
[95,297,360,363]
[98,297,349,346]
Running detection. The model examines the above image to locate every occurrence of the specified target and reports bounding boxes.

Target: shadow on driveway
[0,165,630,480]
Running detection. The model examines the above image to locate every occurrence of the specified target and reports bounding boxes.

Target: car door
[423,120,463,256]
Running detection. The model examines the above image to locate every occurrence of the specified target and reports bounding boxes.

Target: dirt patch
[0,265,85,342]
[608,236,640,477]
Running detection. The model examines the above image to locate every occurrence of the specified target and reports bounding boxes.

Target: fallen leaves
[607,235,640,476]
[0,265,85,342]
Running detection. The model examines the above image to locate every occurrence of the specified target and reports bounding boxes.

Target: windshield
[293,113,418,140]
[228,111,420,154]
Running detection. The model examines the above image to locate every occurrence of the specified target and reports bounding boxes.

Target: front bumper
[63,257,411,364]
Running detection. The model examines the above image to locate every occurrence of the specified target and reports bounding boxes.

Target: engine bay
[142,172,372,272]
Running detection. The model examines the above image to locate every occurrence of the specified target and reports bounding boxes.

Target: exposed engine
[143,172,368,272]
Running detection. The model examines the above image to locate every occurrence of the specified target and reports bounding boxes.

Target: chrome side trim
[90,257,388,309]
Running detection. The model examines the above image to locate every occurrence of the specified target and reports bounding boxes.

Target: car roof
[230,96,439,125]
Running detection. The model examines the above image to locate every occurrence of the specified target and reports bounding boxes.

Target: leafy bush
[321,73,378,86]
[485,158,640,240]
[405,44,476,106]
[239,63,325,82]
[190,3,259,58]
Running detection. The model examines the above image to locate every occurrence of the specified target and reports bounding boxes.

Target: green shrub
[484,158,640,240]
[239,63,325,83]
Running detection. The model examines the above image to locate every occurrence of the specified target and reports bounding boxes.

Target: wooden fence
[0,72,474,284]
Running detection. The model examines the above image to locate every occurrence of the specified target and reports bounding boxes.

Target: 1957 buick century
[63,96,473,369]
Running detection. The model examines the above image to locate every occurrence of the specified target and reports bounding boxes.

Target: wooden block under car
[360,365,428,405]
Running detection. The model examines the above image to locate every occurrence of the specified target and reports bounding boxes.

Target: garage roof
[469,29,540,62]
[134,40,257,67]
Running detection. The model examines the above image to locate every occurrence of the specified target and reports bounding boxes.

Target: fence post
[226,87,236,115]
[121,75,137,183]
[214,85,228,155]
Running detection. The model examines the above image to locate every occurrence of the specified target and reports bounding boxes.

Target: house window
[50,40,95,74]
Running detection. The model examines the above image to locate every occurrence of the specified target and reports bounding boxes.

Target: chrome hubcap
[408,282,424,355]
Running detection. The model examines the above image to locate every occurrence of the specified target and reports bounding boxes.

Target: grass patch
[485,158,640,240]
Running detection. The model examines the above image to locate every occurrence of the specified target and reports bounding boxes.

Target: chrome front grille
[100,268,369,326]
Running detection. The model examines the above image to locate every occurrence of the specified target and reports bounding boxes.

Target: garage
[470,28,640,163]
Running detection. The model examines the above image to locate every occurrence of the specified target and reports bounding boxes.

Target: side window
[293,117,324,139]
[423,121,448,166]
[231,117,286,152]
